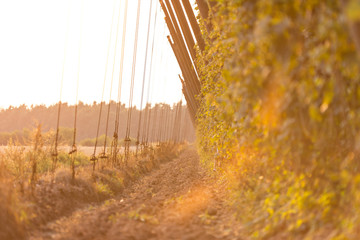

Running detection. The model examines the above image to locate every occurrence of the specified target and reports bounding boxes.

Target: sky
[0,0,194,110]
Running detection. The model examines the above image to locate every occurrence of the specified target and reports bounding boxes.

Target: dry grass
[0,134,183,239]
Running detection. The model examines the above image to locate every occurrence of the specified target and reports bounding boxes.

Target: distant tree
[0,102,195,145]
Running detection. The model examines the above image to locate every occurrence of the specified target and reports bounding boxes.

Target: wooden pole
[159,0,202,125]
[163,0,201,92]
[181,0,205,51]
[195,0,210,32]
[166,32,198,108]
[161,1,200,96]
[170,0,196,60]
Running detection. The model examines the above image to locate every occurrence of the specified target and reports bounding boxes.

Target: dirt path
[29,147,242,240]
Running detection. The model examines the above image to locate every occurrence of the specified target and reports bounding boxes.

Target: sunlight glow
[0,0,184,109]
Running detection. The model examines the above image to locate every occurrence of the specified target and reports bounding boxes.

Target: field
[28,146,241,240]
[0,139,196,239]
[0,140,244,240]
[0,146,136,156]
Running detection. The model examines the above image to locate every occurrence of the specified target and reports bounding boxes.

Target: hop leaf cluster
[196,0,360,238]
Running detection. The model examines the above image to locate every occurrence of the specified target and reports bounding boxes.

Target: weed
[199,211,216,225]
[94,182,114,198]
[127,205,159,225]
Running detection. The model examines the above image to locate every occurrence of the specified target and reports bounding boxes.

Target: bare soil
[28,146,243,240]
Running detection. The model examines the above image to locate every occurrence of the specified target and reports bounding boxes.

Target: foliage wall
[197,0,360,238]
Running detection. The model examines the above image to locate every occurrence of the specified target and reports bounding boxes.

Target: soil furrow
[29,147,242,240]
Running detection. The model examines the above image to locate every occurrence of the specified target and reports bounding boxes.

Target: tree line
[0,101,195,145]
